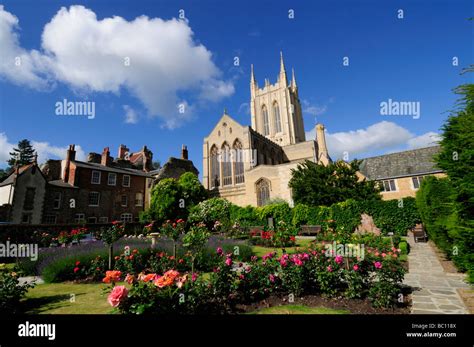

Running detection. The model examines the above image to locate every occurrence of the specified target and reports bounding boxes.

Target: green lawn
[250,304,349,314]
[251,238,314,258]
[22,282,114,314]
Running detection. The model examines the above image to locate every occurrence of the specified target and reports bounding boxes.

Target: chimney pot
[181,145,189,160]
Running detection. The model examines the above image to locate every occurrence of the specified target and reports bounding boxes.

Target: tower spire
[291,68,297,91]
[279,51,287,85]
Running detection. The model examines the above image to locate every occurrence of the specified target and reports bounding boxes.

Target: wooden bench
[299,225,322,236]
[413,224,427,243]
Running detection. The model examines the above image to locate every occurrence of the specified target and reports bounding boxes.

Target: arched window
[262,105,270,135]
[256,179,270,206]
[273,102,282,133]
[233,140,245,184]
[210,145,220,188]
[222,143,232,186]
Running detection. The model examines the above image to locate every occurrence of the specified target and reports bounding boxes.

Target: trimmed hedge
[416,176,474,283]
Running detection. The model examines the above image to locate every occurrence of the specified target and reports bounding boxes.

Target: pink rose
[374,261,382,269]
[335,255,343,264]
[353,264,359,271]
[107,286,128,307]
[269,274,275,283]
[381,253,387,258]
[192,273,198,282]
[216,247,223,256]
[225,257,232,266]
[327,265,333,272]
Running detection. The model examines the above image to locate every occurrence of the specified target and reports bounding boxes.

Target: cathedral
[202,53,331,206]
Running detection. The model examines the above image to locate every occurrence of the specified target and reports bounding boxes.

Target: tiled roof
[359,146,443,180]
[0,163,35,186]
[73,160,153,177]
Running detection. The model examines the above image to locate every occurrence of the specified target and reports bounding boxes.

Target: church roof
[359,146,443,180]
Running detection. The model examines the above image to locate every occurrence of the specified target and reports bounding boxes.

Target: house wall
[379,172,446,200]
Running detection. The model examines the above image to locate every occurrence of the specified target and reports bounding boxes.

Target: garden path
[403,233,470,314]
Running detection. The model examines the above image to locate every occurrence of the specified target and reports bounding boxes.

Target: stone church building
[203,53,331,206]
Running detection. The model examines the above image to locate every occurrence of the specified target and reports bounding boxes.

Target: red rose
[75,261,81,266]
[74,267,80,273]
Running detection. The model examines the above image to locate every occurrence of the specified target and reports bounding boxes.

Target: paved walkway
[403,233,470,314]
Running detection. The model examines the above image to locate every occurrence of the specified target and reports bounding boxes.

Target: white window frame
[89,192,100,206]
[380,179,397,192]
[135,193,143,206]
[53,192,62,209]
[120,213,133,223]
[108,173,117,186]
[121,195,128,207]
[411,176,424,190]
[91,170,101,184]
[75,213,85,223]
[122,175,131,187]
[98,216,109,223]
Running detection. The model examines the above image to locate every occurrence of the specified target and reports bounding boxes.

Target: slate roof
[73,160,153,177]
[359,146,443,180]
[0,164,35,186]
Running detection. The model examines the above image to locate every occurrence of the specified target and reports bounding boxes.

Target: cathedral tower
[250,52,306,146]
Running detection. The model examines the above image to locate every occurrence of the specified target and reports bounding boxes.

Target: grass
[251,238,314,258]
[250,304,349,314]
[22,282,113,314]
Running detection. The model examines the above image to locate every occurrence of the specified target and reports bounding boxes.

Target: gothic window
[233,140,245,184]
[262,105,270,135]
[210,145,220,188]
[256,179,270,206]
[222,143,232,186]
[273,102,282,133]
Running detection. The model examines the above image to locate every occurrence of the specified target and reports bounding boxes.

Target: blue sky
[0,0,472,175]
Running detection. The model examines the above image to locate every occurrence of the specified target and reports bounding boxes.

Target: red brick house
[41,144,154,224]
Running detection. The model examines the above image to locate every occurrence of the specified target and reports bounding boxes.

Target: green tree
[178,172,208,209]
[8,139,36,167]
[149,178,183,222]
[289,160,380,206]
[433,66,474,281]
[147,173,207,223]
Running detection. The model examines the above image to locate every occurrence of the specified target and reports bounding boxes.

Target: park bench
[413,224,427,243]
[299,225,322,236]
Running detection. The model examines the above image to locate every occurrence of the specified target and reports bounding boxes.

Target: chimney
[101,147,112,166]
[118,144,129,160]
[181,145,188,160]
[142,146,153,172]
[316,124,329,164]
[63,144,76,182]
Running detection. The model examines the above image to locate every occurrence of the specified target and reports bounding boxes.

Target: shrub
[188,198,231,231]
[0,271,34,314]
[255,202,292,225]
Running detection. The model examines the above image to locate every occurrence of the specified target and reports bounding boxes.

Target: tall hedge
[416,176,473,282]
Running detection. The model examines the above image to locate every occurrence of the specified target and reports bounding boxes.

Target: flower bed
[105,240,406,314]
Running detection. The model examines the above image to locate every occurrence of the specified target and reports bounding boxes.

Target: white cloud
[0,133,14,163]
[306,121,440,159]
[0,6,50,89]
[123,105,138,124]
[0,132,85,167]
[407,131,441,149]
[238,102,250,115]
[0,5,234,128]
[302,99,327,116]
